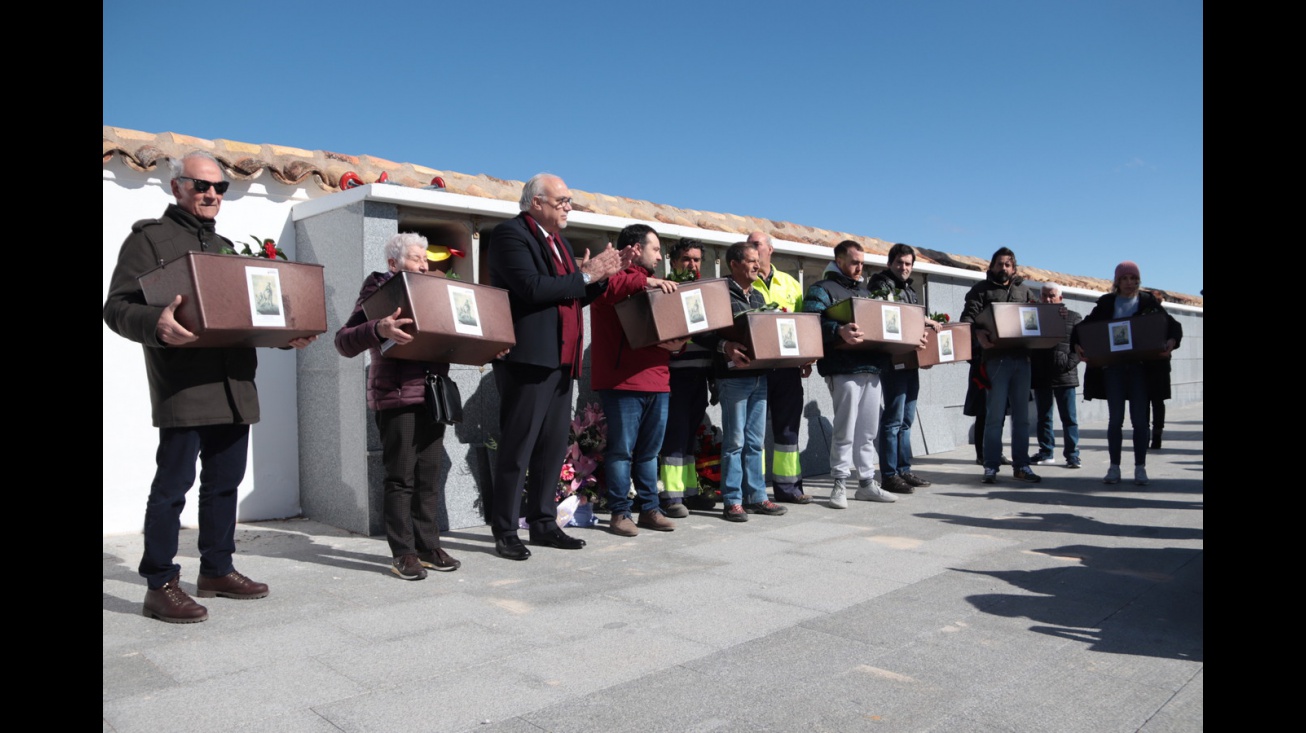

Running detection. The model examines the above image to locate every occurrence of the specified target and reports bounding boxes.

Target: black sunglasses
[179,176,230,195]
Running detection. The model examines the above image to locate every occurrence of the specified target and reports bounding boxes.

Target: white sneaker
[1134,466,1149,485]
[1103,465,1121,484]
[829,479,848,509]
[855,480,898,503]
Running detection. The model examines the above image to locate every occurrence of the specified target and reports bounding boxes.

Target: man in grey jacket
[104,151,315,623]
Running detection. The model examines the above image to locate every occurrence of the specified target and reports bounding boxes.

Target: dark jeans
[880,367,920,477]
[139,424,249,589]
[1104,362,1150,466]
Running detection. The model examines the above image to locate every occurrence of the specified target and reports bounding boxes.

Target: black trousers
[767,367,805,498]
[490,361,572,537]
[376,405,447,557]
[139,424,248,589]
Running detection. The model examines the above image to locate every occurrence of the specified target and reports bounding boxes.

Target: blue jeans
[879,367,919,477]
[599,390,669,516]
[983,354,1031,470]
[718,374,769,507]
[1034,386,1079,460]
[1103,363,1150,467]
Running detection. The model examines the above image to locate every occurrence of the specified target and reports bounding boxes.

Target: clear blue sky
[103,1,1203,297]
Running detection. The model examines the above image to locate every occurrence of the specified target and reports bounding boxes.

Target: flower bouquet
[693,421,723,499]
[666,267,699,283]
[868,284,903,302]
[929,311,951,323]
[220,235,287,260]
[556,403,608,524]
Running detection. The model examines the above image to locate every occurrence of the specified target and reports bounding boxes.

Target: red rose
[263,242,277,259]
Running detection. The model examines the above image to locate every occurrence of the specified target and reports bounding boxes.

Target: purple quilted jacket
[335,271,449,411]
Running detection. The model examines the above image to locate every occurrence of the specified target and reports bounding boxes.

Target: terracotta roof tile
[101,126,1202,306]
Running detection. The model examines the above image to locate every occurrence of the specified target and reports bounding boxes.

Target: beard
[990,270,1012,285]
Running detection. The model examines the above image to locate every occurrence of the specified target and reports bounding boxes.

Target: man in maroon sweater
[590,224,688,537]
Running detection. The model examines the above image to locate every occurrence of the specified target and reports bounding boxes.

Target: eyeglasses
[179,177,230,195]
[538,195,572,209]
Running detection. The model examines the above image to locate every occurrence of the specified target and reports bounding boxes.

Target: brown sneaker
[609,513,639,537]
[196,570,270,599]
[742,500,788,516]
[721,504,749,522]
[881,475,916,494]
[143,575,208,623]
[637,510,676,532]
[417,548,461,572]
[391,554,428,581]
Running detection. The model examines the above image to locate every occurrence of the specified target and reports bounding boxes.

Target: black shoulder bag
[424,371,463,426]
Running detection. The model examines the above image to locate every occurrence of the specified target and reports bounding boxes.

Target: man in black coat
[104,151,315,623]
[486,173,628,560]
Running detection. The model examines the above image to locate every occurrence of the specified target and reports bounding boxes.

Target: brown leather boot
[196,570,269,599]
[143,575,208,623]
[609,513,639,537]
[637,510,676,532]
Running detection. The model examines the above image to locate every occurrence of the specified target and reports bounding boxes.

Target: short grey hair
[167,151,225,182]
[519,173,556,211]
[385,232,429,264]
[1040,283,1062,297]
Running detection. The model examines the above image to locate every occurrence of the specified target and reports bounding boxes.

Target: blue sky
[103,1,1202,296]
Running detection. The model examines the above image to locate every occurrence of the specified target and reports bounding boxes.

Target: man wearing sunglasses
[104,151,314,623]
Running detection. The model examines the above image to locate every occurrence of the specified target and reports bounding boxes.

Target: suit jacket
[488,213,607,369]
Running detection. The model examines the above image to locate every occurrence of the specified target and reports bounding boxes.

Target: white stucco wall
[104,157,1203,536]
[102,160,318,534]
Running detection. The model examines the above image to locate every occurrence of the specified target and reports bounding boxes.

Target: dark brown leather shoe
[882,475,915,494]
[143,575,208,623]
[637,510,675,532]
[900,473,932,488]
[196,570,269,600]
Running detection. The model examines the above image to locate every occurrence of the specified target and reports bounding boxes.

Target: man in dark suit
[487,173,628,560]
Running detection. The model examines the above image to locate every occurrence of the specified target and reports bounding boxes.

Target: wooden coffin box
[360,272,515,366]
[722,311,823,369]
[138,251,327,348]
[615,277,733,349]
[972,302,1066,349]
[1075,312,1171,367]
[824,298,927,354]
[893,322,973,368]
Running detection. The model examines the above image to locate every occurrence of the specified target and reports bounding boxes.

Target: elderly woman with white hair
[335,232,461,580]
[1075,261,1182,486]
